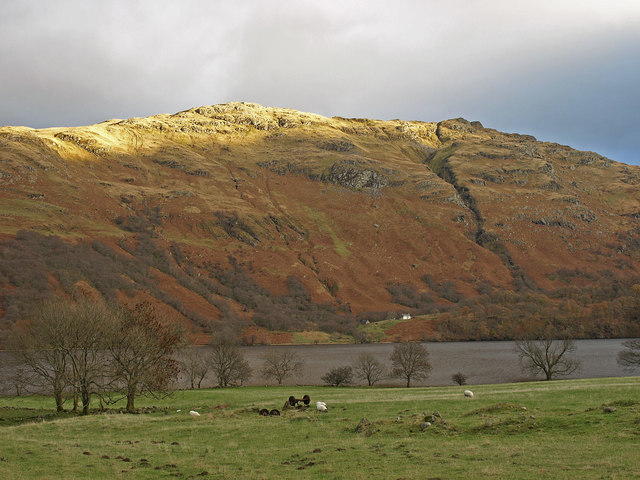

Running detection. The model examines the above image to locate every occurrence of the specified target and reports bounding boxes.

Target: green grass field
[0,377,638,479]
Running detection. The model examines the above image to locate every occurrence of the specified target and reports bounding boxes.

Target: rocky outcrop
[320,160,389,190]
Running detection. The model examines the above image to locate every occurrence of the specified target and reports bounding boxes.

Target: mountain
[1,102,639,344]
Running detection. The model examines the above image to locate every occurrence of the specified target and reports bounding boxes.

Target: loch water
[239,338,635,386]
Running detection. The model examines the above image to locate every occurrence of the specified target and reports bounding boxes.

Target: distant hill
[1,102,639,344]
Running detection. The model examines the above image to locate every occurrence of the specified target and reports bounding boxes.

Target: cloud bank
[1,0,639,164]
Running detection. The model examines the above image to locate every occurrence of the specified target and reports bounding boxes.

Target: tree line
[4,297,640,414]
[181,331,638,390]
[5,299,257,412]
[177,342,433,389]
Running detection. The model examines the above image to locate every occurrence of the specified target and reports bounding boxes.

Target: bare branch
[260,349,304,385]
[515,336,580,380]
[617,339,640,371]
[390,342,431,387]
[352,353,386,386]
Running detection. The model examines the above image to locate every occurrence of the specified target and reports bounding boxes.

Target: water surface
[239,338,635,387]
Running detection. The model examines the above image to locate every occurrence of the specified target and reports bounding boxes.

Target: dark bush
[451,372,467,385]
[321,366,353,386]
[386,283,435,310]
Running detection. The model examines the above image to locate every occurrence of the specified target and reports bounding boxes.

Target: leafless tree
[61,300,115,414]
[260,349,304,385]
[617,339,640,371]
[390,342,432,387]
[179,346,212,389]
[10,298,116,413]
[515,336,581,380]
[105,302,183,412]
[352,353,385,386]
[9,299,74,411]
[2,353,35,396]
[209,332,251,387]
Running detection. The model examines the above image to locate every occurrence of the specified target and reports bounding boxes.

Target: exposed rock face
[1,102,640,342]
[320,160,389,190]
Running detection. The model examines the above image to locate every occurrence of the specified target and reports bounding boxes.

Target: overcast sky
[1,0,639,165]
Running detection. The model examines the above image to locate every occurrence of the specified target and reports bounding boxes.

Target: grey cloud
[222,1,640,164]
[1,0,639,165]
[1,0,240,126]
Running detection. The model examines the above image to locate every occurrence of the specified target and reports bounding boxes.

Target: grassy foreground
[0,377,638,479]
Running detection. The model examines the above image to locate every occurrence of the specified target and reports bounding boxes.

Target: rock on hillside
[1,102,639,343]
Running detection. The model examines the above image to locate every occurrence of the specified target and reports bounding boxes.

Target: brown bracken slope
[1,102,639,344]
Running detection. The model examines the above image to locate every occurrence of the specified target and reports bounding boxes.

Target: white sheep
[189,410,201,417]
[316,401,328,413]
[463,390,474,398]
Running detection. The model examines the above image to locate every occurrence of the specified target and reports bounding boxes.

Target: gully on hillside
[425,145,536,291]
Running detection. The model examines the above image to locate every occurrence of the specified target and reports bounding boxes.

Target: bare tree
[515,337,580,380]
[105,302,183,412]
[10,298,117,413]
[9,299,73,411]
[617,339,640,371]
[62,300,114,414]
[209,332,251,387]
[352,353,385,386]
[3,353,35,396]
[390,342,432,387]
[321,366,353,386]
[179,346,212,389]
[260,349,304,385]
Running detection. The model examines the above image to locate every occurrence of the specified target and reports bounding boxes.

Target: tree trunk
[81,387,91,415]
[54,391,65,412]
[73,370,79,411]
[126,388,136,413]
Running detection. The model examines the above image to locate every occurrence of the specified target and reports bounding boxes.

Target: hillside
[1,102,639,344]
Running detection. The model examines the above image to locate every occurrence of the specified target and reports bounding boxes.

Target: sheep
[316,401,328,413]
[464,390,474,398]
[189,410,201,417]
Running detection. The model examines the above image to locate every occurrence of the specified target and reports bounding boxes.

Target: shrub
[451,372,467,385]
[321,366,353,386]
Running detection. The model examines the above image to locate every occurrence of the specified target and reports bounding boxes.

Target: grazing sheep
[464,390,474,398]
[189,410,201,417]
[316,401,328,413]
